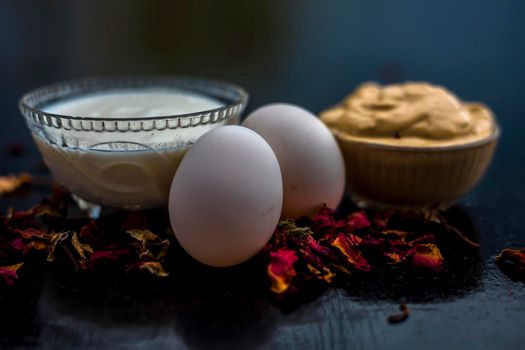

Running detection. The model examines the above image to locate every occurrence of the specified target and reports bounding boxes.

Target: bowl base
[72,194,103,219]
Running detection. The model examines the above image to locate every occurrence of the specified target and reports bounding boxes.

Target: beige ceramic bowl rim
[332,123,501,153]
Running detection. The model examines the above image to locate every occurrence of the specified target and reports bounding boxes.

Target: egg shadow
[36,244,279,350]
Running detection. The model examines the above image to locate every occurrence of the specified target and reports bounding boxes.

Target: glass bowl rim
[19,75,249,123]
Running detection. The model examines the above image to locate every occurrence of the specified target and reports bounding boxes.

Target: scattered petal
[387,303,410,324]
[345,211,371,232]
[70,232,93,261]
[496,248,525,276]
[129,261,169,277]
[88,247,132,267]
[410,243,444,271]
[267,249,298,294]
[16,227,47,240]
[10,237,30,254]
[0,263,23,285]
[310,205,344,235]
[331,233,371,272]
[372,211,393,229]
[0,173,32,195]
[278,219,314,237]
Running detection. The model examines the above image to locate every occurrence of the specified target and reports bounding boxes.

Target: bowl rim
[19,75,249,123]
[332,123,501,152]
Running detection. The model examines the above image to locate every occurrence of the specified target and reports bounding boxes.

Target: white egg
[243,103,345,218]
[169,125,283,267]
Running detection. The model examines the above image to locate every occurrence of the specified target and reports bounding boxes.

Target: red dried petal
[297,236,336,283]
[0,263,23,286]
[10,237,30,254]
[304,235,333,257]
[360,235,385,247]
[345,211,371,232]
[384,250,410,264]
[373,211,393,229]
[267,249,298,294]
[88,247,132,267]
[311,205,344,234]
[15,227,46,240]
[496,248,525,271]
[331,233,371,272]
[381,230,410,242]
[410,243,444,271]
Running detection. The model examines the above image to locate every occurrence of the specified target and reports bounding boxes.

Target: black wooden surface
[0,127,524,350]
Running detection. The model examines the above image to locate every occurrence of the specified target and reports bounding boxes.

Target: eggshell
[169,125,283,267]
[243,103,345,218]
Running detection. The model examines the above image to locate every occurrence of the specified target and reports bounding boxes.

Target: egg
[243,103,345,218]
[169,125,283,267]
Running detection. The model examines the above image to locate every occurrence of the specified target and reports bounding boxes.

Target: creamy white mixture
[37,90,224,208]
[43,89,223,118]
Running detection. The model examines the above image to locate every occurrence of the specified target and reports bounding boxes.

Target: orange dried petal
[267,249,298,294]
[410,243,444,271]
[0,173,32,195]
[332,233,371,272]
[0,262,23,286]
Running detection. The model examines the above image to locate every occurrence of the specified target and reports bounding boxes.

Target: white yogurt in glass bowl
[19,76,248,211]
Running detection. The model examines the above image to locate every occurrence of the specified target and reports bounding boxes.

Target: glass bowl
[19,76,248,212]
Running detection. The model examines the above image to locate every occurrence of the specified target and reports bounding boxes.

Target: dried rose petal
[128,261,169,277]
[278,219,314,237]
[127,229,161,242]
[331,233,371,272]
[345,211,371,232]
[10,237,30,255]
[0,262,23,286]
[154,239,170,261]
[267,249,298,294]
[32,203,61,218]
[311,205,344,235]
[28,241,47,250]
[303,235,334,258]
[0,173,32,195]
[387,303,410,324]
[297,236,336,283]
[70,232,93,260]
[127,229,168,261]
[496,248,525,272]
[306,264,335,283]
[88,247,132,267]
[15,227,47,240]
[372,211,393,229]
[46,232,69,262]
[384,251,409,264]
[381,230,410,242]
[410,243,444,271]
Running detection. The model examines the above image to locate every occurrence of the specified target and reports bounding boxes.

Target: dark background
[1,1,525,349]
